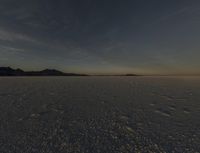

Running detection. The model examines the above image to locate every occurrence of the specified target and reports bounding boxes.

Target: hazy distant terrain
[0,77,200,153]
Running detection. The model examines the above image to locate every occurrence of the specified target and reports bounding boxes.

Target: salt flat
[0,77,200,153]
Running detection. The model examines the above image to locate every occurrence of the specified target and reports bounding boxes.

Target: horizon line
[1,66,200,76]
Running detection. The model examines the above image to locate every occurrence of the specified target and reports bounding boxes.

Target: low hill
[0,67,88,76]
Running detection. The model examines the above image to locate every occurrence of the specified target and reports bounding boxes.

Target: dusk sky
[0,0,200,75]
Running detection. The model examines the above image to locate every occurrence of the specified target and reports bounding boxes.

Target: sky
[0,0,200,75]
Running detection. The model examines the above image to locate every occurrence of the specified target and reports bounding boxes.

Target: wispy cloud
[0,28,36,43]
[0,45,25,56]
[148,6,198,26]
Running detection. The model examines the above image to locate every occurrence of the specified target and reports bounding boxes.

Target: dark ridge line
[0,67,141,77]
[1,67,200,77]
[0,67,88,76]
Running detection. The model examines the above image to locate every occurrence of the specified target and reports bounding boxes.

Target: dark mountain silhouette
[0,67,88,76]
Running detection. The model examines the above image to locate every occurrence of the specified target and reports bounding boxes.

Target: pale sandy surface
[0,77,200,153]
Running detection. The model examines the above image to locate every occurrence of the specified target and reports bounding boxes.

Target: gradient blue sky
[0,0,200,75]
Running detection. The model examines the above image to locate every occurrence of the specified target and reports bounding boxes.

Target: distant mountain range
[0,67,88,76]
[0,67,140,76]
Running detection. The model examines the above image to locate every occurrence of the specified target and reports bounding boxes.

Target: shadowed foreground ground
[0,77,200,153]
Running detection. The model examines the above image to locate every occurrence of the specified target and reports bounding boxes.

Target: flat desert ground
[0,77,200,153]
